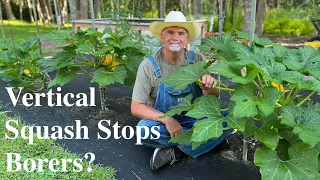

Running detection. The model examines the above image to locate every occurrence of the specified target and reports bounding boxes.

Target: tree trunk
[256,0,265,36]
[47,0,54,23]
[273,0,277,8]
[19,0,23,20]
[26,0,34,22]
[64,0,69,23]
[68,0,78,20]
[159,0,164,18]
[80,0,88,19]
[42,0,52,24]
[231,0,235,25]
[200,0,203,15]
[94,0,100,19]
[3,0,16,20]
[36,0,45,24]
[183,0,188,16]
[188,0,192,18]
[193,0,199,19]
[242,0,252,32]
[59,0,67,25]
[149,0,152,11]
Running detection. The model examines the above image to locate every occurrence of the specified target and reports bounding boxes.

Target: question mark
[84,152,95,172]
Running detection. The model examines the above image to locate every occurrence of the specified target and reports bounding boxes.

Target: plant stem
[286,85,295,100]
[215,79,233,96]
[253,80,260,89]
[257,73,264,87]
[296,90,316,107]
[288,88,300,104]
[215,87,234,92]
[215,79,229,89]
[80,67,93,77]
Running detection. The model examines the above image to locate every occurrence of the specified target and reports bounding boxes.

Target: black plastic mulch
[1,75,266,180]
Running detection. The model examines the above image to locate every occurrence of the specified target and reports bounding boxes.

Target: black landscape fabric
[0,75,264,180]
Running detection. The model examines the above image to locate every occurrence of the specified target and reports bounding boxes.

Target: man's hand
[199,74,217,90]
[163,116,183,138]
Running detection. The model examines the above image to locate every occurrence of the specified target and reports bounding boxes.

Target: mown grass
[0,110,116,179]
[1,20,72,44]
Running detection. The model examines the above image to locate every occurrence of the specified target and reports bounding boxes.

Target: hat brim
[150,22,201,43]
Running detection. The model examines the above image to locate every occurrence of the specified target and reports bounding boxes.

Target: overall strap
[188,50,195,64]
[147,56,162,78]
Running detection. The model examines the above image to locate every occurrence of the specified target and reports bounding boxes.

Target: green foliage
[0,111,116,179]
[264,17,314,36]
[162,32,320,179]
[0,37,47,91]
[39,21,148,88]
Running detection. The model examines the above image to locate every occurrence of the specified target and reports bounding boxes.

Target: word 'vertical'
[6,87,96,107]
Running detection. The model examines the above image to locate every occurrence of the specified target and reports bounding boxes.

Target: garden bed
[0,74,262,179]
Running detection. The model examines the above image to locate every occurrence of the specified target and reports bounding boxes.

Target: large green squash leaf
[162,94,193,117]
[254,142,319,180]
[281,103,320,147]
[48,66,80,87]
[162,61,207,90]
[230,84,281,117]
[77,43,95,54]
[208,62,258,84]
[283,46,320,79]
[91,66,126,86]
[186,96,224,142]
[198,33,234,52]
[244,113,280,150]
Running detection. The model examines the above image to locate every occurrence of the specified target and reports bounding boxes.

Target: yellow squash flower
[111,61,119,68]
[271,82,289,93]
[103,55,113,66]
[23,69,31,76]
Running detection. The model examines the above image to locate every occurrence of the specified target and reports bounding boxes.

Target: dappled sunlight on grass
[1,20,72,44]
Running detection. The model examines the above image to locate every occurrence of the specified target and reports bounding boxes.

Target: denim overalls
[137,51,233,158]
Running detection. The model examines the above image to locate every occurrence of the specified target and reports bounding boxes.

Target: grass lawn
[1,20,72,44]
[0,110,116,179]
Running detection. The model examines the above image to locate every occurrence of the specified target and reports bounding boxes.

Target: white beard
[168,40,182,52]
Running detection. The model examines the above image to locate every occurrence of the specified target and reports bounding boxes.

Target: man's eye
[179,32,184,35]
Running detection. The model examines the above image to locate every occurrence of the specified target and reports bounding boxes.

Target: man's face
[160,26,188,52]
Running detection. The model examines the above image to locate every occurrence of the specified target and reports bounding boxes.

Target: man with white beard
[131,11,233,170]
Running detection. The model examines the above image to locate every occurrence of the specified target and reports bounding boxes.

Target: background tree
[26,0,34,22]
[59,0,67,25]
[256,0,266,36]
[242,0,252,32]
[94,0,100,19]
[68,0,79,20]
[194,0,199,19]
[3,0,16,20]
[80,0,88,19]
[159,0,165,18]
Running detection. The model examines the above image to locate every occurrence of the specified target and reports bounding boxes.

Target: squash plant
[161,31,320,179]
[0,37,48,92]
[38,22,148,109]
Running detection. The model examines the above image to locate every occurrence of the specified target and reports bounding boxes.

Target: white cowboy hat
[150,11,201,43]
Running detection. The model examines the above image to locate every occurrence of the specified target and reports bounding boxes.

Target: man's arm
[131,100,183,138]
